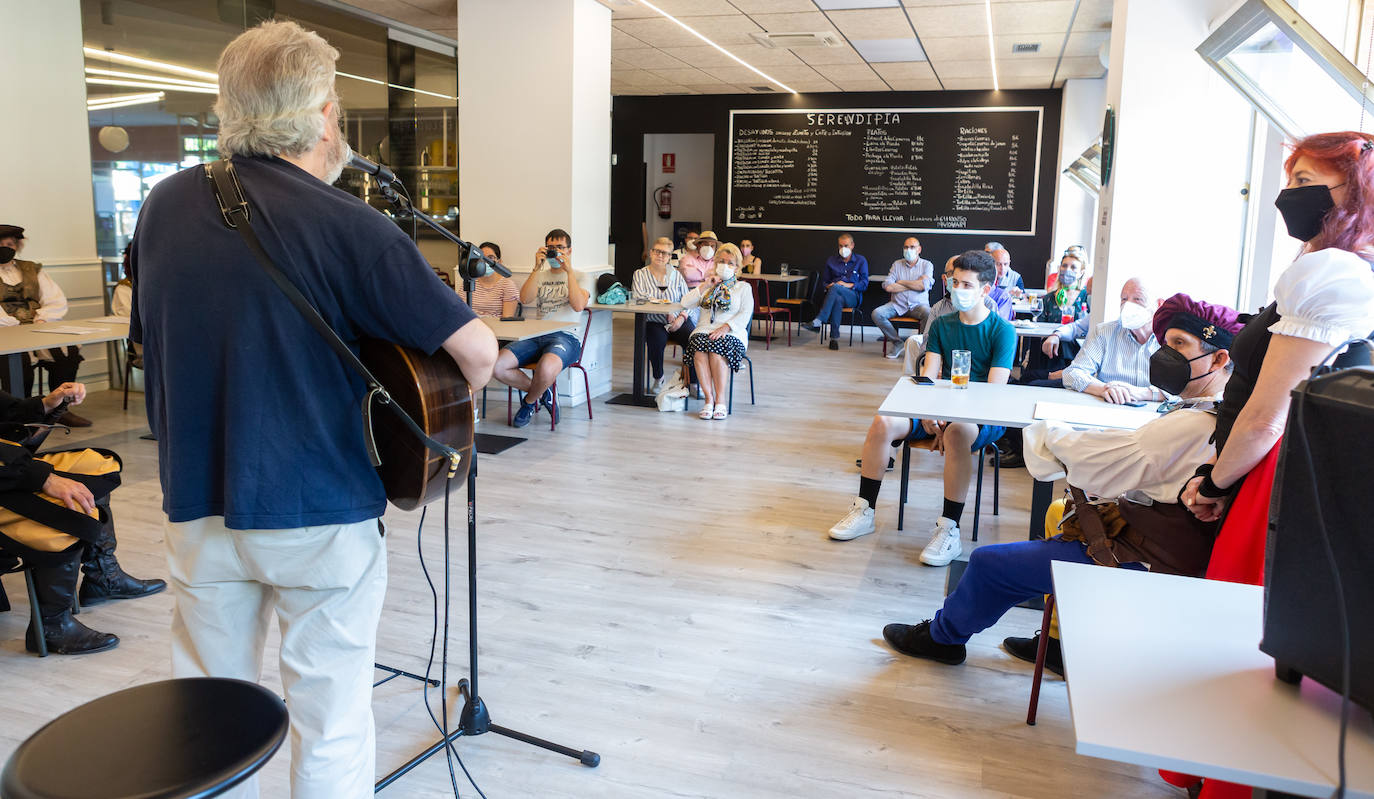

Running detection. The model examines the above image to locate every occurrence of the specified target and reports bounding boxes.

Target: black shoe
[828,340,839,350]
[78,510,168,606]
[58,411,93,428]
[805,322,822,333]
[538,388,559,425]
[882,620,966,665]
[997,450,1024,468]
[26,554,120,655]
[855,457,895,472]
[1002,632,1064,677]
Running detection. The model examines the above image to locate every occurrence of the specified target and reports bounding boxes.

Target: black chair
[2,678,288,799]
[896,440,1000,542]
[687,353,755,414]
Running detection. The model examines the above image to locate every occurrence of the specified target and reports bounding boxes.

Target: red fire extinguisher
[654,183,672,219]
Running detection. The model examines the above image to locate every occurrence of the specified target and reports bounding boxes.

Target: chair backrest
[577,309,594,349]
[746,277,771,311]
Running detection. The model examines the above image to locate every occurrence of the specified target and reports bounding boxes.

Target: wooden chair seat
[881,316,924,357]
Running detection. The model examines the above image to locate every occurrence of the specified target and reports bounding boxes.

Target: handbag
[596,282,630,305]
[655,369,689,412]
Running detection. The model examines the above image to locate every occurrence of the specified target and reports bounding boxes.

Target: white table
[0,317,130,394]
[1011,321,1063,338]
[588,301,683,407]
[1053,562,1374,798]
[480,317,575,343]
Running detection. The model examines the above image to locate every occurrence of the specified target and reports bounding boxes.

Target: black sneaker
[1002,632,1064,677]
[997,450,1025,468]
[882,620,966,665]
[538,388,559,424]
[828,340,839,350]
[855,457,895,472]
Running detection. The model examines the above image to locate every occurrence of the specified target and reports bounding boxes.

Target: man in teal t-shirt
[827,250,1015,566]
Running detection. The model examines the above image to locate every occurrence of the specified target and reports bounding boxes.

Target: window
[1197,0,1374,140]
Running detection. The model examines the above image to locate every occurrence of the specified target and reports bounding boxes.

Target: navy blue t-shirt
[129,156,476,529]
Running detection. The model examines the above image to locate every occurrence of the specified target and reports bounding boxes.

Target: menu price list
[728,109,1040,233]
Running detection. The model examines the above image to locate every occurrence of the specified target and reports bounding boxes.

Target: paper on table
[30,325,106,335]
[1033,400,1153,430]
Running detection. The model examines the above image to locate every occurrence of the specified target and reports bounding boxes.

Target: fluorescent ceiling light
[850,38,926,63]
[82,46,217,81]
[89,92,166,111]
[984,0,999,91]
[814,0,898,8]
[85,67,217,90]
[336,71,454,100]
[86,77,218,95]
[632,0,797,94]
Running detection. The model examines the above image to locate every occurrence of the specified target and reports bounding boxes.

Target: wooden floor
[0,319,1179,798]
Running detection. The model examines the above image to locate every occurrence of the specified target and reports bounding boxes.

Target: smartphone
[1122,400,1147,407]
[499,316,523,322]
[909,376,934,385]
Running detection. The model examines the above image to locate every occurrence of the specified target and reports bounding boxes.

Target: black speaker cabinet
[1261,366,1374,713]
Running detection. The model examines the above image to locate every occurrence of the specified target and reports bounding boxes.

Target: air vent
[1012,42,1041,53]
[751,31,843,49]
[750,86,776,92]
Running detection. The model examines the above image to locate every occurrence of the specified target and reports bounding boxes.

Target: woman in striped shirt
[467,241,519,318]
[634,237,694,392]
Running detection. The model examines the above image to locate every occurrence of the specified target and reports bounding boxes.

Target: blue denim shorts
[904,420,1005,451]
[503,331,581,369]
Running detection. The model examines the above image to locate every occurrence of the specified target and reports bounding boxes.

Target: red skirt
[1159,441,1282,798]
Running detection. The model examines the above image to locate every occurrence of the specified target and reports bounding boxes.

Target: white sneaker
[650,376,665,393]
[829,497,876,541]
[884,346,903,360]
[919,517,962,566]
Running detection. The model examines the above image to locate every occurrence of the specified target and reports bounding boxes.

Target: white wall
[0,0,110,387]
[570,0,612,265]
[1093,0,1255,324]
[1051,78,1106,287]
[643,133,715,251]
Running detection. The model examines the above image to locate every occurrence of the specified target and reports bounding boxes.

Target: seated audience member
[997,278,1164,468]
[990,246,1025,296]
[830,251,1015,568]
[1021,252,1091,383]
[807,233,869,350]
[0,381,166,654]
[467,241,519,318]
[682,243,752,420]
[872,237,933,356]
[493,228,589,428]
[1045,245,1089,292]
[740,239,762,274]
[634,237,694,392]
[983,241,1003,253]
[898,256,1002,376]
[677,230,716,289]
[111,248,143,364]
[0,225,89,427]
[670,230,699,269]
[880,296,1241,667]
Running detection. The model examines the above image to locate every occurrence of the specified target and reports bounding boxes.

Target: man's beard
[322,132,349,185]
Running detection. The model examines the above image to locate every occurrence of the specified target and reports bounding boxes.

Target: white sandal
[712,406,728,420]
[699,405,715,420]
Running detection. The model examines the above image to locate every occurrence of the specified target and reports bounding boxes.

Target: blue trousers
[929,537,1143,645]
[816,285,860,335]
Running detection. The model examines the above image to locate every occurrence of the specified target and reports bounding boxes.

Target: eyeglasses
[651,249,672,257]
[547,243,568,251]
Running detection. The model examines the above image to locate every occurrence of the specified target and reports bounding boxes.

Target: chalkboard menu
[727,107,1043,236]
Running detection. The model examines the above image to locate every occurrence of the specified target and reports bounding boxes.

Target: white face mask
[717,264,735,281]
[1119,300,1153,330]
[698,246,715,260]
[950,286,981,313]
[903,248,919,261]
[685,240,697,251]
[839,246,853,259]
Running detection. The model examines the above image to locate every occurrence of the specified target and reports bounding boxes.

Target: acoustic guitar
[359,339,474,510]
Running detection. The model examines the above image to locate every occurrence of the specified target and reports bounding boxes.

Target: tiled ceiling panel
[341,0,1111,96]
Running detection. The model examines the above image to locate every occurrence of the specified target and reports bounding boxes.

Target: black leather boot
[26,554,119,655]
[78,506,166,606]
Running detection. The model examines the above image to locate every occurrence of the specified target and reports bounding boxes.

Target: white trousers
[165,516,387,799]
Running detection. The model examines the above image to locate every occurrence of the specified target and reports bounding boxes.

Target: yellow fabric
[0,449,120,552]
[1044,499,1065,640]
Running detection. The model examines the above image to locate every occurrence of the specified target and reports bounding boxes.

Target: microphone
[345,147,396,185]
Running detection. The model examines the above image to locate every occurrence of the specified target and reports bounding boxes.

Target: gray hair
[215,20,339,158]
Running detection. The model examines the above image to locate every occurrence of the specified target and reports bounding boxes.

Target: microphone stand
[364,172,600,794]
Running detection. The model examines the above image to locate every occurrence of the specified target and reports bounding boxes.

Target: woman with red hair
[1166,134,1374,798]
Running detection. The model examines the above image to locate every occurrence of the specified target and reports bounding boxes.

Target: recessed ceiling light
[631,0,797,94]
[849,38,926,63]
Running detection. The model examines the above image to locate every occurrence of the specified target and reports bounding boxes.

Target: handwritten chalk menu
[728,107,1043,235]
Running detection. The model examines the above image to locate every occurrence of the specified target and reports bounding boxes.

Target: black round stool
[2,678,288,799]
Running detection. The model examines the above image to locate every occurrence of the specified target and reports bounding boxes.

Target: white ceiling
[351,0,1110,96]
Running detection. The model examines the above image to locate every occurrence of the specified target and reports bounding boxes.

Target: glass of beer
[951,349,971,388]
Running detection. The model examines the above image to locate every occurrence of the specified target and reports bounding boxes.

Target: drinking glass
[780,262,790,275]
[951,349,971,388]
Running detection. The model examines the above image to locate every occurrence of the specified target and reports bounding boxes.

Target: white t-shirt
[531,266,586,340]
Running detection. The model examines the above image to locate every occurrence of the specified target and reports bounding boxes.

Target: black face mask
[0,246,13,264]
[1149,345,1216,396]
[1274,184,1337,242]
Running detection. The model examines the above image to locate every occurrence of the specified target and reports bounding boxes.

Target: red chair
[747,278,791,349]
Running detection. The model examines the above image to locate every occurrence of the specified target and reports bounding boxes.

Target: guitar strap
[203,157,462,474]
